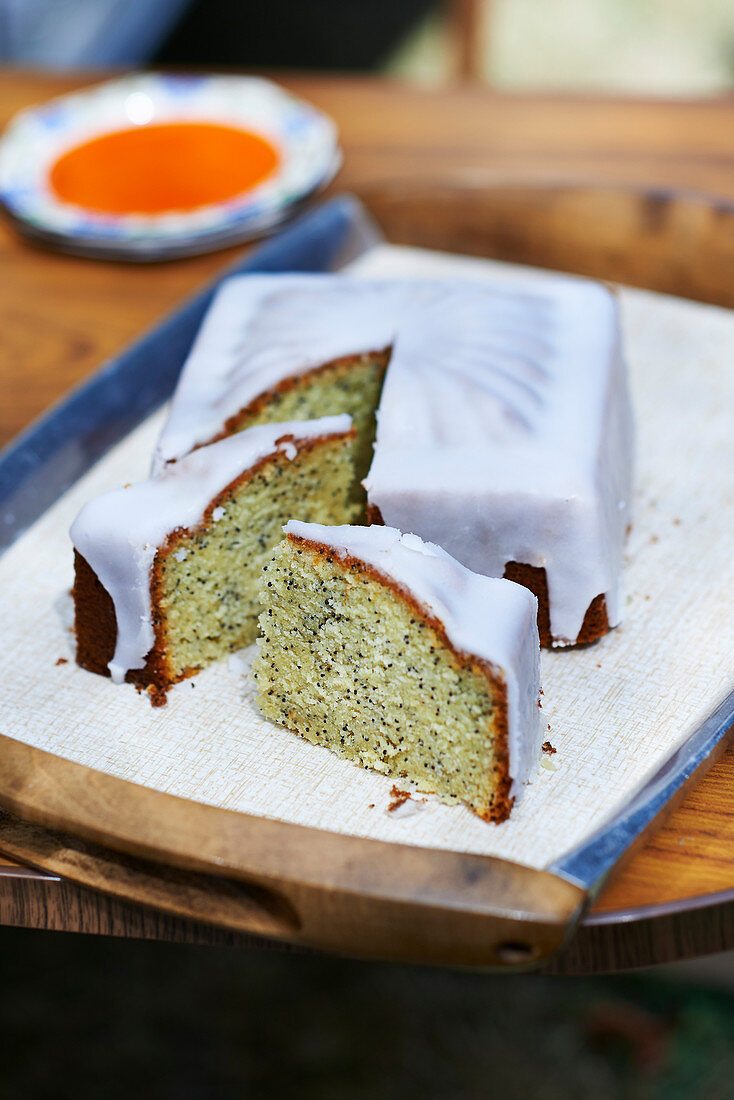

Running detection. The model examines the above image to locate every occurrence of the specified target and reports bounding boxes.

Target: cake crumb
[388,785,411,811]
[386,786,428,819]
[55,657,68,666]
[542,740,556,755]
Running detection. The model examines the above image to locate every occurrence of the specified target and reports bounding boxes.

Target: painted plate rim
[0,73,341,256]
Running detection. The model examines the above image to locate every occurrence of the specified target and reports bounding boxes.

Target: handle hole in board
[495,941,540,966]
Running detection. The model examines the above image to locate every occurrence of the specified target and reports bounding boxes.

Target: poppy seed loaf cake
[71,416,356,705]
[254,521,541,823]
[153,271,633,647]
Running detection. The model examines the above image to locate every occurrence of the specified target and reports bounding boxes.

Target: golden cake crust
[502,561,609,648]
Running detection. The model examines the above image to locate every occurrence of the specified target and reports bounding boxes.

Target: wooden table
[1,70,733,972]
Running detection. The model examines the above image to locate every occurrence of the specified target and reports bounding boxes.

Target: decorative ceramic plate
[0,73,341,260]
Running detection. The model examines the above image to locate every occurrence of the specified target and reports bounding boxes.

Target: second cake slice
[254,521,541,822]
[71,416,356,704]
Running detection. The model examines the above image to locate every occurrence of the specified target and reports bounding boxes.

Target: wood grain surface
[0,741,586,968]
[3,69,734,451]
[362,180,734,309]
[1,71,733,967]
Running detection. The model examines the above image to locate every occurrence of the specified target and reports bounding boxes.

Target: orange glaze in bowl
[48,122,281,216]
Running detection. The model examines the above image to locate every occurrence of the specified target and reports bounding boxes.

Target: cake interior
[215,352,389,516]
[153,435,358,686]
[254,535,512,822]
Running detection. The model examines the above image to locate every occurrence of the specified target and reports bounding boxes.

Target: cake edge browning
[73,427,355,707]
[366,504,609,648]
[502,562,609,648]
[72,549,171,705]
[284,532,514,824]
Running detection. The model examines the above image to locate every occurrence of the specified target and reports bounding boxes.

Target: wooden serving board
[0,195,732,967]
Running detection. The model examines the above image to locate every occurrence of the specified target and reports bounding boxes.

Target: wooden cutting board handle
[0,807,298,941]
[0,735,584,968]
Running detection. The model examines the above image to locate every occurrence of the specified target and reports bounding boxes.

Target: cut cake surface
[254,521,541,822]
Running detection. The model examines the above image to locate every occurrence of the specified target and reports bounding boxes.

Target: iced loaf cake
[153,273,634,647]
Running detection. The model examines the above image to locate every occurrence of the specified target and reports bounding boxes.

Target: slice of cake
[71,415,355,705]
[254,521,541,823]
[152,271,633,647]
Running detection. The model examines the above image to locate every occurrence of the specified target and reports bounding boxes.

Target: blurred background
[1,0,734,95]
[1,2,734,1098]
[1,925,733,1099]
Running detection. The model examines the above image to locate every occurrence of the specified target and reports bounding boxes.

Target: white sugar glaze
[284,520,542,795]
[71,415,352,683]
[154,272,634,644]
[367,280,634,644]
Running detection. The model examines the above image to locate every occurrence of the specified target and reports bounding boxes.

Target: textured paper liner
[1,245,732,872]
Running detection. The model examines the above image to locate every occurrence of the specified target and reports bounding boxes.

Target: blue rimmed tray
[0,193,731,969]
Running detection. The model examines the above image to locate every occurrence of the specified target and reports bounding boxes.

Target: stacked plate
[0,73,341,260]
